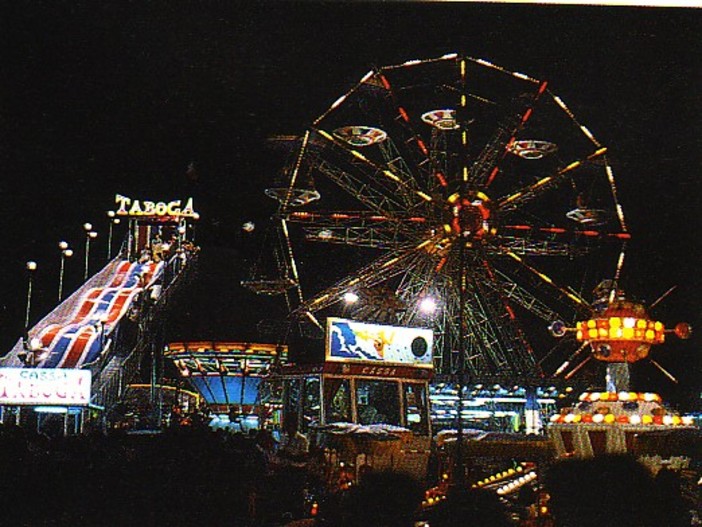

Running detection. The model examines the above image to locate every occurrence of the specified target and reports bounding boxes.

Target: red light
[416,138,428,155]
[398,107,410,122]
[380,75,391,90]
[581,230,599,237]
[486,166,499,185]
[435,172,448,187]
[611,233,632,240]
[521,108,533,123]
[538,81,548,96]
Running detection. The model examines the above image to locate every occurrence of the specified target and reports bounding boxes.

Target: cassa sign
[0,368,92,406]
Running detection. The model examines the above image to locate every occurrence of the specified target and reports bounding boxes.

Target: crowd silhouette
[0,421,696,526]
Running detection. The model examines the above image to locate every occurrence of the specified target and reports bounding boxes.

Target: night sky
[1,3,700,405]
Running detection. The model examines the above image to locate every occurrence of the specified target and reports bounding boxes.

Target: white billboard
[0,368,92,406]
[326,318,433,368]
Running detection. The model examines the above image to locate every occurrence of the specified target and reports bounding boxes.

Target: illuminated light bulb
[623,327,634,339]
[592,414,604,424]
[587,320,596,329]
[564,414,574,423]
[581,414,593,423]
[618,392,630,401]
[599,328,608,337]
[419,297,437,314]
[610,317,621,328]
[643,393,655,402]
[654,321,663,331]
[629,415,641,425]
[682,416,693,426]
[623,317,636,328]
[572,414,582,423]
[550,415,560,423]
[604,414,615,424]
[663,415,674,426]
[579,392,588,401]
[637,319,647,328]
[588,329,598,339]
[642,415,653,425]
[343,292,359,304]
[576,330,583,340]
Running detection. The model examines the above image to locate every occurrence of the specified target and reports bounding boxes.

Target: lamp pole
[24,261,37,342]
[107,211,120,260]
[58,242,73,301]
[83,223,97,280]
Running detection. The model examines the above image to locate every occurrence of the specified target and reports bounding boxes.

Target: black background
[1,2,700,406]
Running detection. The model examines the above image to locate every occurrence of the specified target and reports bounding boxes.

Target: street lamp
[106,211,121,260]
[83,223,97,280]
[24,261,37,342]
[58,242,73,301]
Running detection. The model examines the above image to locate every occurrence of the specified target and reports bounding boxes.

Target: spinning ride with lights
[247,54,631,383]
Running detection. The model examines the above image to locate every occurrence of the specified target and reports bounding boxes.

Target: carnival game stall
[276,318,434,487]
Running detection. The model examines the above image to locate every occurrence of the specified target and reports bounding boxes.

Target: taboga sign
[326,317,433,368]
[114,194,198,219]
[0,368,91,406]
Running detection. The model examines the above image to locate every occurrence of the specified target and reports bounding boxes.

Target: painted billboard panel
[0,368,92,406]
[326,318,433,368]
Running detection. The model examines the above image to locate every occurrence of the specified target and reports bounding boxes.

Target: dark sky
[1,3,700,402]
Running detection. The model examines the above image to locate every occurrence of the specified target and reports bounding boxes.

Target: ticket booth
[277,318,434,486]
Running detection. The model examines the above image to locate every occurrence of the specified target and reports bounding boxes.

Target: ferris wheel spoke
[376,67,456,190]
[291,244,428,318]
[497,147,608,213]
[462,280,538,378]
[283,210,427,248]
[481,265,568,323]
[503,251,591,312]
[313,128,435,212]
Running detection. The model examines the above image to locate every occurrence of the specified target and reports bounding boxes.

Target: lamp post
[58,241,73,301]
[83,223,97,280]
[24,261,37,343]
[107,211,120,260]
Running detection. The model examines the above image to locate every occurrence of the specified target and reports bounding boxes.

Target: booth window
[324,378,351,423]
[301,376,321,431]
[404,382,429,435]
[355,380,401,426]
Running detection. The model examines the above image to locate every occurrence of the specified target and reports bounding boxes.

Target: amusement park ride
[232,53,697,500]
[242,52,636,383]
[0,52,696,519]
[0,194,200,432]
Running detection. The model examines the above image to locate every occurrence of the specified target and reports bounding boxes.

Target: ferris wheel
[244,53,629,383]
